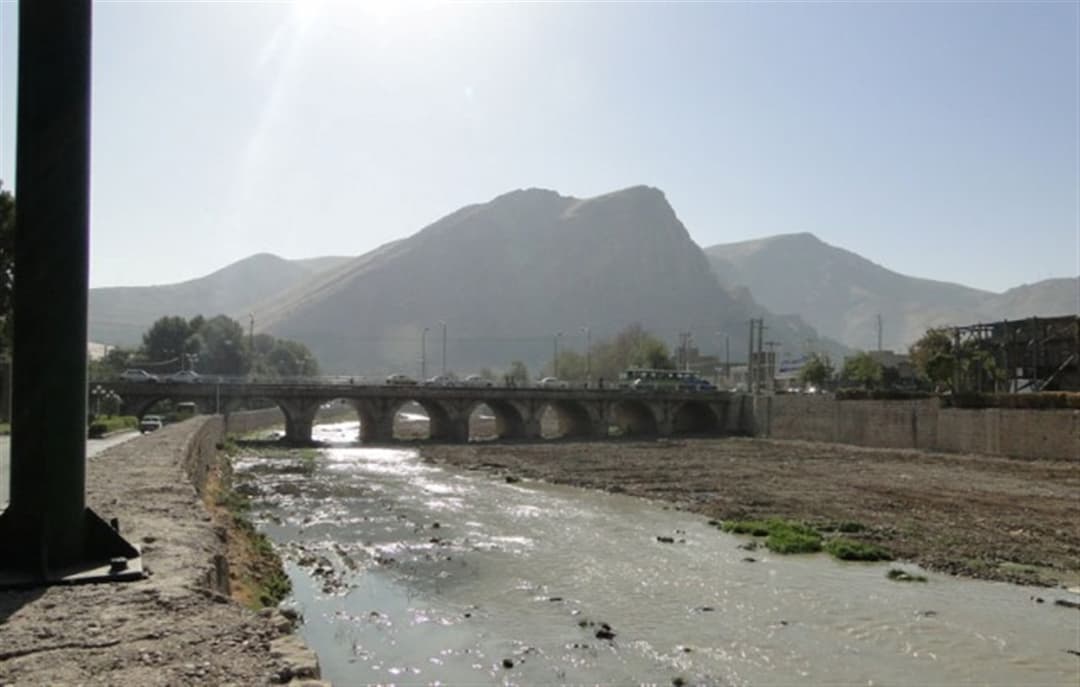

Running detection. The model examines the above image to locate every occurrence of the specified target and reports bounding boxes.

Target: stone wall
[223,406,286,436]
[750,395,1078,460]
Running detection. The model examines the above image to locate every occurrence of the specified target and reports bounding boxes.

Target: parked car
[139,414,164,433]
[120,369,159,383]
[385,373,417,386]
[166,370,202,384]
[423,375,456,387]
[539,377,568,389]
[463,374,493,388]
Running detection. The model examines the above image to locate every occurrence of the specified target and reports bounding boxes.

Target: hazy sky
[1,1,1078,292]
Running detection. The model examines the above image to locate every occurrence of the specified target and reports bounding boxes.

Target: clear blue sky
[1,1,1078,292]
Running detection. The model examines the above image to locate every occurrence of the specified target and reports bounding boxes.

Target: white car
[539,377,567,389]
[166,370,202,383]
[463,374,493,388]
[120,369,159,383]
[139,414,164,433]
[423,375,456,387]
[385,373,417,386]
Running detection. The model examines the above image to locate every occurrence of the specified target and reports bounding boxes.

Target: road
[0,430,140,510]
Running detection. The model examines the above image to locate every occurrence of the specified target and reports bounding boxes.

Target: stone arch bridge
[101,381,745,444]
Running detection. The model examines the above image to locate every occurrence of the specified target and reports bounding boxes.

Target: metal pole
[747,319,755,394]
[553,332,562,378]
[420,327,428,380]
[581,326,590,382]
[439,321,446,376]
[0,0,139,585]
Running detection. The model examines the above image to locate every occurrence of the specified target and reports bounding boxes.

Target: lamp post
[439,321,447,376]
[580,326,591,383]
[91,385,103,417]
[553,331,563,378]
[420,327,429,380]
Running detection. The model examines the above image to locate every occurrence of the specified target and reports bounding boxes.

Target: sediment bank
[0,416,323,686]
[422,436,1080,587]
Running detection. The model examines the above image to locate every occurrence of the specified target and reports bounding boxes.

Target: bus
[619,368,716,391]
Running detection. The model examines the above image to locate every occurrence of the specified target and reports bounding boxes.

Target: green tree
[589,323,675,380]
[263,339,318,377]
[141,315,192,366]
[798,352,833,388]
[543,350,588,380]
[507,360,529,385]
[841,351,883,390]
[909,328,955,391]
[196,315,248,375]
[0,183,13,355]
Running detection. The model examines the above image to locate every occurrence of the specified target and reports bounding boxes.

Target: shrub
[825,537,892,561]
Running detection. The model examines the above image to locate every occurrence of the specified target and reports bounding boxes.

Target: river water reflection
[237,421,1079,686]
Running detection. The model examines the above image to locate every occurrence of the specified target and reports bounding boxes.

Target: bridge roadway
[99,380,743,443]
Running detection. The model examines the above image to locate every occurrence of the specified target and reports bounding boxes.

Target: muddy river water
[237,421,1079,686]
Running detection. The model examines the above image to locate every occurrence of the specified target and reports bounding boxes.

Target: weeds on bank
[825,537,893,561]
[722,518,893,560]
[722,518,823,554]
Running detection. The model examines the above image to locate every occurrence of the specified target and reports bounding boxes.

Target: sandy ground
[419,434,1080,587]
[0,421,322,686]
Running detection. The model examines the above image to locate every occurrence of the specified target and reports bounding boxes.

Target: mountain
[89,253,351,345]
[254,186,837,374]
[705,233,1078,351]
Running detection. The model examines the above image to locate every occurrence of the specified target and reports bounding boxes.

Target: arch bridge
[100,380,741,444]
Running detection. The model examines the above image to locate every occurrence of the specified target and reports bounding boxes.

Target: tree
[543,350,587,380]
[589,323,675,380]
[263,339,319,377]
[196,315,248,375]
[798,352,833,388]
[142,315,192,366]
[909,328,955,390]
[841,351,883,390]
[0,183,13,355]
[507,360,529,385]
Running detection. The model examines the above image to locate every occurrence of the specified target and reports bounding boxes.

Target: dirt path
[0,421,322,686]
[421,436,1080,587]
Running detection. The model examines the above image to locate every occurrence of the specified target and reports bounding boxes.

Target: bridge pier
[279,399,320,444]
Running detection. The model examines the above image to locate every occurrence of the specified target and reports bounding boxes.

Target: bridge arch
[383,399,460,442]
[671,400,721,435]
[539,400,602,439]
[467,400,528,441]
[610,400,659,436]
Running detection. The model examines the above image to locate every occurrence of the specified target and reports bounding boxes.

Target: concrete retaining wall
[224,406,286,436]
[750,395,1078,460]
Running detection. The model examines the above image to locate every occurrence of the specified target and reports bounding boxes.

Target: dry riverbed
[420,436,1080,587]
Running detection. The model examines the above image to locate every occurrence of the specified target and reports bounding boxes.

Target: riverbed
[237,421,1080,686]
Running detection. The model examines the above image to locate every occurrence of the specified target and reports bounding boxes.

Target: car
[423,375,456,387]
[120,369,159,383]
[139,414,164,433]
[166,370,202,383]
[539,376,567,389]
[385,373,417,386]
[463,374,493,388]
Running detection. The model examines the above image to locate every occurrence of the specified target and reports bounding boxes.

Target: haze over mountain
[705,233,1079,352]
[251,186,833,375]
[89,253,351,345]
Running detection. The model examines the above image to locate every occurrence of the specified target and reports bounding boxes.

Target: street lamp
[420,327,429,380]
[91,384,104,417]
[439,321,447,376]
[580,326,591,383]
[553,331,563,378]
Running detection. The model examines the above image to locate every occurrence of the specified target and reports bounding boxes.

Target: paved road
[0,430,140,510]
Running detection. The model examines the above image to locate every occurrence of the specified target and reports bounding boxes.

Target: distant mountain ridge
[705,233,1078,351]
[252,186,835,374]
[89,253,351,345]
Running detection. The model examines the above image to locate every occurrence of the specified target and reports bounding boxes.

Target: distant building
[956,315,1079,392]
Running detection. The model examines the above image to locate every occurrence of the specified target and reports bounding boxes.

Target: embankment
[744,395,1078,461]
[0,415,324,686]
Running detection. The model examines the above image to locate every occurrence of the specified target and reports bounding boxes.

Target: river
[237,421,1079,686]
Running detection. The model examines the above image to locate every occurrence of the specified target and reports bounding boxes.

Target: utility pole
[725,334,730,385]
[876,314,883,352]
[439,321,447,376]
[249,313,255,352]
[580,326,591,383]
[747,319,757,394]
[553,331,562,378]
[420,327,429,380]
[758,321,767,394]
